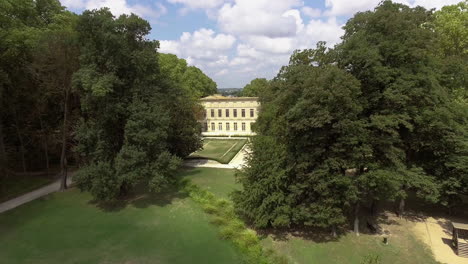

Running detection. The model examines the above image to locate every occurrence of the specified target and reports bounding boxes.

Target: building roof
[200,94,258,101]
[453,222,468,230]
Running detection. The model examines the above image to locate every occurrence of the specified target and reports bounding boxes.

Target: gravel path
[413,216,468,264]
[0,174,73,214]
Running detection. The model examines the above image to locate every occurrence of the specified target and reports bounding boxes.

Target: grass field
[179,167,240,199]
[0,187,242,264]
[183,168,439,264]
[189,138,247,164]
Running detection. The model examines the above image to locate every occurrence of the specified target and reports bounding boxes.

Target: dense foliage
[241,78,269,97]
[233,1,468,233]
[0,0,215,200]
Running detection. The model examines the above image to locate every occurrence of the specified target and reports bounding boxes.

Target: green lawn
[261,229,438,264]
[179,167,240,199]
[0,188,242,264]
[183,167,439,264]
[0,173,56,203]
[189,138,247,164]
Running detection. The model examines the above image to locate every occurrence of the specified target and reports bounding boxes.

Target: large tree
[234,1,467,234]
[73,9,201,201]
[241,78,269,97]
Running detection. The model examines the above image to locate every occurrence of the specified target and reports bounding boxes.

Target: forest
[234,1,468,235]
[0,0,216,200]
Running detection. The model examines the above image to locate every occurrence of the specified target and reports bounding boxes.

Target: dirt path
[412,216,468,264]
[0,174,73,214]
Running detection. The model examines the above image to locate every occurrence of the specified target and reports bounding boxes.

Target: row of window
[203,122,252,131]
[207,108,255,118]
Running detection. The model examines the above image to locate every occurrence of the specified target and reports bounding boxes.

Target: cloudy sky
[63,0,460,88]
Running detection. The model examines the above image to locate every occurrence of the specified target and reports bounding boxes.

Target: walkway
[0,174,73,214]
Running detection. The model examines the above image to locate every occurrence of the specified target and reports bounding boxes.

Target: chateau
[199,95,259,136]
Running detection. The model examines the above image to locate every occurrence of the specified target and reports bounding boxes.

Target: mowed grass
[182,167,439,264]
[179,167,240,199]
[0,188,242,264]
[261,228,438,264]
[190,138,247,164]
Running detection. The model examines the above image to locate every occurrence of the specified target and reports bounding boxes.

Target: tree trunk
[13,109,26,173]
[331,225,337,238]
[39,115,49,173]
[354,203,360,236]
[59,88,70,191]
[398,198,405,219]
[370,199,377,217]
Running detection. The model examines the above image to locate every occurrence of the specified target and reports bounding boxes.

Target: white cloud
[218,0,302,38]
[62,0,167,20]
[215,69,228,76]
[159,28,236,72]
[301,6,322,17]
[323,0,461,16]
[245,36,295,54]
[167,0,226,9]
[395,0,463,9]
[61,0,86,9]
[229,57,251,66]
[161,0,461,88]
[324,0,380,16]
[301,17,344,48]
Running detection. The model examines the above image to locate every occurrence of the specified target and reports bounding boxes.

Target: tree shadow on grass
[88,183,188,213]
[257,226,341,243]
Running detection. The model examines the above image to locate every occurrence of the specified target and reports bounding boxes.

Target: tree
[234,1,467,234]
[159,53,217,98]
[241,78,269,97]
[73,9,201,201]
[33,11,80,190]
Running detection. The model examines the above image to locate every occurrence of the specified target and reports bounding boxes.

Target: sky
[62,0,460,88]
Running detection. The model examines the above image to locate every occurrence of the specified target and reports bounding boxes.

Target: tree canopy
[233,1,468,233]
[241,78,269,97]
[0,1,213,200]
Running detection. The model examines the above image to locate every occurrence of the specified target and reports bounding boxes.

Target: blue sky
[62,0,460,88]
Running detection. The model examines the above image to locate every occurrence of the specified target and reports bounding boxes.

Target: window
[242,122,246,131]
[203,122,208,132]
[226,123,230,131]
[241,109,245,117]
[218,109,222,118]
[233,109,237,117]
[225,109,230,118]
[211,109,214,117]
[250,109,254,117]
[218,122,222,131]
[204,110,207,118]
[234,122,238,131]
[211,122,215,130]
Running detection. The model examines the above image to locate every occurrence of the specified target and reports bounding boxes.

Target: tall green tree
[33,10,80,190]
[73,9,201,201]
[159,53,217,98]
[234,1,467,235]
[241,78,269,97]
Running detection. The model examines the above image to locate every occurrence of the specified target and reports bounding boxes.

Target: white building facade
[199,95,259,136]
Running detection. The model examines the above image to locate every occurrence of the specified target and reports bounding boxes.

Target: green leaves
[234,0,468,231]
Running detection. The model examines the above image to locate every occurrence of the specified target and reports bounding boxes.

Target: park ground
[1,140,467,264]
